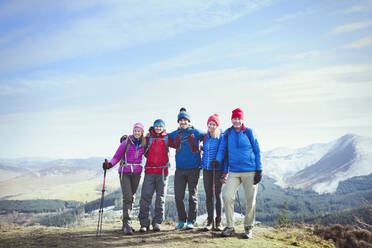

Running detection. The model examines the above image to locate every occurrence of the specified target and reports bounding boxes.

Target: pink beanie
[133,123,144,133]
[207,114,220,126]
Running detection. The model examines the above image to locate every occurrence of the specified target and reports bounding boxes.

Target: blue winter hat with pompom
[177,107,190,122]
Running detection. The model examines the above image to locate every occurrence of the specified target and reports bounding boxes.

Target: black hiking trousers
[174,167,200,223]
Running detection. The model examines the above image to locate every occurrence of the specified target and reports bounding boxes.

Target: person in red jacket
[138,119,174,232]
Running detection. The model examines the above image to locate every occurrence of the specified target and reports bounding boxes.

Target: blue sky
[1,0,372,158]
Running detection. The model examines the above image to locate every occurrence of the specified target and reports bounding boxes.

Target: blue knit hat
[153,119,165,129]
[177,107,190,122]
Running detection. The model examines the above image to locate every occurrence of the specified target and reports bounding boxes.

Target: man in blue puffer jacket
[213,108,262,239]
[168,108,205,230]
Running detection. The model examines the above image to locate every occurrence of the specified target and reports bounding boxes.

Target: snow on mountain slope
[286,134,372,194]
[262,141,336,187]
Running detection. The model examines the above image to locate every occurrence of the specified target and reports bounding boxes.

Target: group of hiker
[102,107,262,239]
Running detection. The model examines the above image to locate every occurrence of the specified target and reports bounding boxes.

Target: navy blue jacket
[169,126,205,169]
[216,126,262,173]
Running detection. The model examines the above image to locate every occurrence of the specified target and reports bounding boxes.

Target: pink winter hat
[207,114,220,126]
[133,122,144,133]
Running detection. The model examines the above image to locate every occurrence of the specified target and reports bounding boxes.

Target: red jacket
[144,128,174,174]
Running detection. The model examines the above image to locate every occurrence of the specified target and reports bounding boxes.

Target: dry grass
[314,224,372,248]
[0,221,337,248]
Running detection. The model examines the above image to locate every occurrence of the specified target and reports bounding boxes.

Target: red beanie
[231,108,244,120]
[207,113,220,126]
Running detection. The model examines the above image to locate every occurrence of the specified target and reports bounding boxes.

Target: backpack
[224,127,258,170]
[144,134,169,155]
[119,137,132,166]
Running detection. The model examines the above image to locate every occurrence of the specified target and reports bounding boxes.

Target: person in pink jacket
[103,123,146,235]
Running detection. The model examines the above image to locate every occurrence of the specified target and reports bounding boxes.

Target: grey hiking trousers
[120,173,141,223]
[174,167,200,223]
[138,173,168,227]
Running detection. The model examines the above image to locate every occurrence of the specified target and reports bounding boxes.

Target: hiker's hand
[211,159,219,168]
[102,161,112,170]
[120,135,128,143]
[220,172,228,184]
[254,170,262,185]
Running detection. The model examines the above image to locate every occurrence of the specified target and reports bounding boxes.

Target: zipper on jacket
[207,136,210,170]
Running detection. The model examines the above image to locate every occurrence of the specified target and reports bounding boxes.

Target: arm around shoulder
[216,131,228,164]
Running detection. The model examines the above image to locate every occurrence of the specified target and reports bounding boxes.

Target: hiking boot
[203,218,213,231]
[175,221,185,230]
[221,227,235,237]
[153,223,161,232]
[215,217,222,231]
[242,226,253,239]
[122,222,133,235]
[139,226,149,232]
[185,221,194,230]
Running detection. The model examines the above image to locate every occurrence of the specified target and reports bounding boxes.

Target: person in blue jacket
[212,108,262,239]
[200,113,225,231]
[168,108,205,230]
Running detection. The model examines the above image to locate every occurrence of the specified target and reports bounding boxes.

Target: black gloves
[220,172,228,184]
[102,160,112,170]
[211,159,220,168]
[254,170,262,185]
[120,135,128,143]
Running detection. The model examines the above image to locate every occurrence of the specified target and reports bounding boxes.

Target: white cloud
[275,10,306,22]
[344,36,372,49]
[0,84,27,96]
[0,0,106,18]
[274,7,317,23]
[0,0,275,73]
[144,37,273,73]
[332,20,372,34]
[1,62,372,157]
[347,2,372,13]
[278,50,321,61]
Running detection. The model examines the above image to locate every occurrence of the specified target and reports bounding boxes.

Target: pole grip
[102,160,107,191]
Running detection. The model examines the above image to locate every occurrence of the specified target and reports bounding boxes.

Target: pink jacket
[110,135,144,174]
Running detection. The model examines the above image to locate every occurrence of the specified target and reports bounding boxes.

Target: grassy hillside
[81,175,372,226]
[0,170,121,202]
[0,222,335,248]
[0,200,81,214]
[2,173,372,228]
[336,173,372,194]
[255,176,372,225]
[302,205,372,231]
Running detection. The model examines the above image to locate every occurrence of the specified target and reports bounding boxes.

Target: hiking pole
[211,164,216,239]
[96,160,108,237]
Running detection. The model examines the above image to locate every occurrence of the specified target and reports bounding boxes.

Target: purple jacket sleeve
[110,140,126,167]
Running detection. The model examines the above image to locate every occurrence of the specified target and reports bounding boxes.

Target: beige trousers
[222,171,258,228]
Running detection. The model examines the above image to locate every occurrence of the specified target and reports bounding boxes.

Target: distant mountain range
[0,157,121,201]
[263,134,372,194]
[0,133,371,201]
